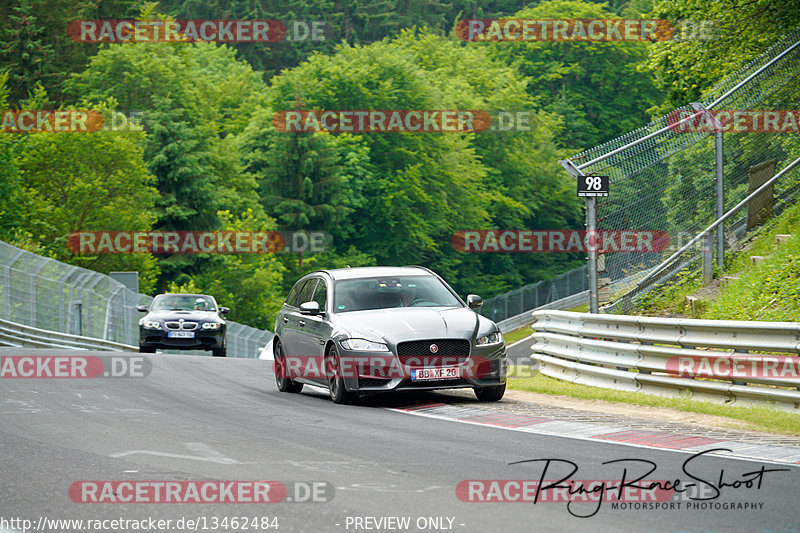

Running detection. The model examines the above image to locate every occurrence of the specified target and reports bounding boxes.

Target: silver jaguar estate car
[272,266,507,403]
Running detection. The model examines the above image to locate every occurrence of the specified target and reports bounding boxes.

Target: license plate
[411,367,459,381]
[168,331,195,338]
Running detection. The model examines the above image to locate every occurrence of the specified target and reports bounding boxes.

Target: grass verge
[506,367,800,435]
[503,325,533,345]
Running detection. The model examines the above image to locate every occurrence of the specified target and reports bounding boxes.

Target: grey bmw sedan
[273,266,507,403]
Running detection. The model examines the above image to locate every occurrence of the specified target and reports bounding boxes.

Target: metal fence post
[559,159,598,313]
[715,128,725,271]
[702,233,714,286]
[692,102,726,274]
[586,197,599,313]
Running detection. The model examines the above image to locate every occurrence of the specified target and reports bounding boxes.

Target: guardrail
[530,310,800,411]
[0,316,271,358]
[0,318,136,351]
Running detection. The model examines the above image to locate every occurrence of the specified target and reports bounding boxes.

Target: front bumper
[337,342,507,394]
[139,327,225,350]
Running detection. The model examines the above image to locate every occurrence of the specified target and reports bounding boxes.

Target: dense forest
[1,0,797,329]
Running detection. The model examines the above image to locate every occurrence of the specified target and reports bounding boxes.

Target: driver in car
[193,298,208,311]
[400,284,417,307]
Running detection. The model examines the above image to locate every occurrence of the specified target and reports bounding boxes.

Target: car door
[286,278,319,380]
[278,278,313,367]
[295,277,331,385]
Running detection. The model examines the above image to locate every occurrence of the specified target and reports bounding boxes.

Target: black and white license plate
[168,331,195,338]
[411,367,459,381]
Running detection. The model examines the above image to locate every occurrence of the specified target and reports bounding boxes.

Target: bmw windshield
[150,295,216,312]
[333,276,462,312]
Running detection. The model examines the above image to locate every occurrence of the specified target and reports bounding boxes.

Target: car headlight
[202,322,222,330]
[139,319,161,330]
[476,331,503,346]
[340,338,389,351]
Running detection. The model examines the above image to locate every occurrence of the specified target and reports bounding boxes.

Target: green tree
[646,0,800,109]
[174,208,287,329]
[0,0,139,105]
[4,95,162,291]
[66,33,269,288]
[490,0,665,150]
[266,29,583,296]
[0,0,54,103]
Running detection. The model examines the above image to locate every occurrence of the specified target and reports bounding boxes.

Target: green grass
[702,202,800,321]
[507,368,800,435]
[567,303,589,313]
[503,325,533,345]
[632,198,800,319]
[633,266,703,316]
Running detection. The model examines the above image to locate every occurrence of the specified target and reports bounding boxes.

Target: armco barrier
[531,310,800,411]
[0,316,273,358]
[0,317,136,351]
[1,240,272,358]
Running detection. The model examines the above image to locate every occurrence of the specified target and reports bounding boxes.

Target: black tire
[474,383,506,402]
[325,345,356,404]
[274,340,303,393]
[139,345,155,353]
[212,346,227,357]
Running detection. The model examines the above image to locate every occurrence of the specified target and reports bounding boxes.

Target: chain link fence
[479,264,589,322]
[564,25,800,308]
[0,240,272,357]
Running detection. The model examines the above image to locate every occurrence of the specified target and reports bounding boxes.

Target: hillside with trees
[1,0,797,329]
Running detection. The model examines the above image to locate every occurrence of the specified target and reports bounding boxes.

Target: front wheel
[274,340,303,393]
[474,383,505,402]
[325,346,356,404]
[212,346,227,357]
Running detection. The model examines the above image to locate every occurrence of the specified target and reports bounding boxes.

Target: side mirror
[219,307,230,315]
[136,305,149,312]
[299,301,321,316]
[467,294,483,309]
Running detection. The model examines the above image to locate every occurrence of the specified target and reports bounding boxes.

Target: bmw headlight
[202,322,222,330]
[340,338,389,351]
[476,331,503,346]
[139,319,161,330]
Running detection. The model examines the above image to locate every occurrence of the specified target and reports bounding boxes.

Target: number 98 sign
[577,175,609,197]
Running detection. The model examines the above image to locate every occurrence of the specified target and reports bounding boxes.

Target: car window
[285,279,309,307]
[311,279,327,310]
[296,278,318,307]
[333,275,461,313]
[151,295,216,311]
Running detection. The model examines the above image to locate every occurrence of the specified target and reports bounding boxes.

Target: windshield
[333,276,461,313]
[151,295,216,312]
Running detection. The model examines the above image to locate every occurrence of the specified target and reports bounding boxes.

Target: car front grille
[396,339,469,366]
[165,321,198,330]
